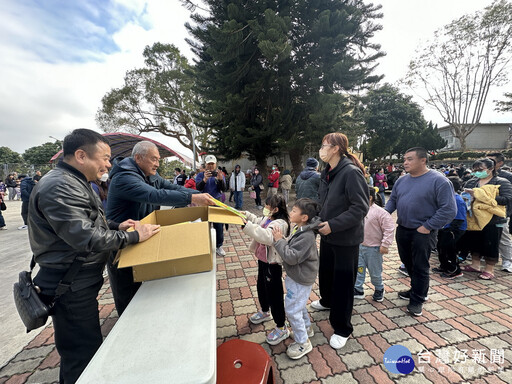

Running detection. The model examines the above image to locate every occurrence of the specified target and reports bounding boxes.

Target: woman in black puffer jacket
[311,132,369,351]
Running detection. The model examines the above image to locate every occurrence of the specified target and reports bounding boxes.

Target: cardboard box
[117,206,244,282]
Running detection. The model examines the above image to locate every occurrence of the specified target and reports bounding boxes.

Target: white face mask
[100,173,109,182]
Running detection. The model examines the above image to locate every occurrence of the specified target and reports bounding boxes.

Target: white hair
[132,141,158,158]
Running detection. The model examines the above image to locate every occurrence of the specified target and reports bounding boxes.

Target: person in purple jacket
[386,147,457,317]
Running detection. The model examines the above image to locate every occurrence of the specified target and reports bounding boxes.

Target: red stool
[217,339,274,384]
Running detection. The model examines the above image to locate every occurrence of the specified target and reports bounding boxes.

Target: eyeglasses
[319,144,334,150]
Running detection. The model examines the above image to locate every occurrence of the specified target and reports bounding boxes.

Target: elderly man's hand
[191,193,215,206]
[119,219,137,231]
[135,222,161,242]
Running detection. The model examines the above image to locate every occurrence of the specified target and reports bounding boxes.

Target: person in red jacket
[268,163,280,196]
[185,171,197,190]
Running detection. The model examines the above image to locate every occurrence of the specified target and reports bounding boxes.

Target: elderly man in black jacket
[29,129,160,384]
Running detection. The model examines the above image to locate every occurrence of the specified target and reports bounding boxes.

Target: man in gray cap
[295,158,320,201]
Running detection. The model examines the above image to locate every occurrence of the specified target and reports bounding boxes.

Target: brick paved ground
[2,198,512,383]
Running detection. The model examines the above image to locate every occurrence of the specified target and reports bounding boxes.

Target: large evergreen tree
[358,84,446,161]
[187,0,384,174]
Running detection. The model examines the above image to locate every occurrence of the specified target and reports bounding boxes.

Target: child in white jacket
[242,194,290,345]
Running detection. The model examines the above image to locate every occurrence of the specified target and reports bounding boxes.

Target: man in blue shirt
[386,147,456,317]
[196,154,228,255]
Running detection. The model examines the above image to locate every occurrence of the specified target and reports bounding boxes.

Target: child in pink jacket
[354,186,395,302]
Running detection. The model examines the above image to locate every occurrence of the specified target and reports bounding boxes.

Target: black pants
[256,260,285,327]
[438,228,464,273]
[42,280,104,384]
[107,253,141,316]
[21,200,29,225]
[318,240,359,337]
[254,186,261,206]
[396,226,431,305]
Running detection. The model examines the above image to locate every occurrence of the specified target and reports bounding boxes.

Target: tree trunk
[459,135,467,152]
[255,156,269,200]
[288,147,304,181]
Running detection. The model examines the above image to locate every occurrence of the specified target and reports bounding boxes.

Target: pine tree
[187,0,384,173]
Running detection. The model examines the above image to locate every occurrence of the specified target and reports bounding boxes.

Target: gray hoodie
[273,217,321,286]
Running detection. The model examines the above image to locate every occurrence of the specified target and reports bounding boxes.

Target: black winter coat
[318,157,369,246]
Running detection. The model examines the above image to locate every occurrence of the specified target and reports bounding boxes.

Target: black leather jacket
[28,162,139,270]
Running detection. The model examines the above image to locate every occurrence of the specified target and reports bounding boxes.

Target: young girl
[354,187,395,302]
[242,194,290,345]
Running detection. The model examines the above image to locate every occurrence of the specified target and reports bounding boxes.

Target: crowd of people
[4,127,512,381]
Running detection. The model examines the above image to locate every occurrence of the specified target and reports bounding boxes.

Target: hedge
[429,150,511,161]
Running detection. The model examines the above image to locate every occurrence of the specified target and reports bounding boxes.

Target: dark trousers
[254,186,261,206]
[234,191,243,210]
[256,260,285,327]
[318,240,359,337]
[21,200,29,225]
[0,210,5,227]
[438,228,464,273]
[43,280,104,384]
[213,222,224,248]
[396,226,431,305]
[107,254,141,316]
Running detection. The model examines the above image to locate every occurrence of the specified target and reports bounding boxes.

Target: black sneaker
[354,288,365,300]
[432,267,446,274]
[441,270,463,279]
[398,265,409,277]
[398,290,411,300]
[373,289,384,302]
[407,302,423,316]
[398,290,429,301]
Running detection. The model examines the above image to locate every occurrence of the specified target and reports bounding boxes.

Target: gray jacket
[273,217,320,285]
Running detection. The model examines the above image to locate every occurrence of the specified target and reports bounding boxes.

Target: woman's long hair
[322,132,365,175]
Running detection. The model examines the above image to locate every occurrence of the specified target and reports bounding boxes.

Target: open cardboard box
[116,206,244,282]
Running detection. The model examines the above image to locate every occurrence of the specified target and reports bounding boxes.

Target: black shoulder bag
[13,255,86,333]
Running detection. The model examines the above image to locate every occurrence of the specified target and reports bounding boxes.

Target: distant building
[438,123,512,151]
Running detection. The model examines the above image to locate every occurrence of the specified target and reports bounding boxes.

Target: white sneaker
[0,226,7,230]
[310,300,330,311]
[17,225,28,230]
[216,246,226,256]
[286,339,313,359]
[330,334,348,349]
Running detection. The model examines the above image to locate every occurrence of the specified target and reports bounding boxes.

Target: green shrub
[433,151,463,160]
[459,151,487,160]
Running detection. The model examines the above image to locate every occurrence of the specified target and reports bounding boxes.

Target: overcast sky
[0,0,509,156]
